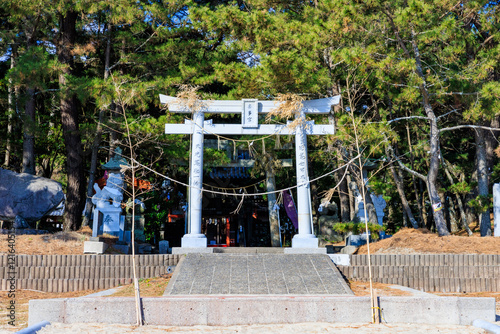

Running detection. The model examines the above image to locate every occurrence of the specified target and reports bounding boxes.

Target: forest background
[0,0,499,239]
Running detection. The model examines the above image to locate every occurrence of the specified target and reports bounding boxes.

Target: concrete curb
[28,295,495,327]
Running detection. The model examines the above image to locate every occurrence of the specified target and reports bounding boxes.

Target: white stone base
[92,204,122,238]
[181,234,208,248]
[83,241,108,254]
[172,247,214,254]
[291,235,319,248]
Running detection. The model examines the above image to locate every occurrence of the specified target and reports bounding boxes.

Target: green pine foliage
[0,0,498,234]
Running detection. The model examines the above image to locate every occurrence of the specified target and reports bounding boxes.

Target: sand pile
[357,228,500,255]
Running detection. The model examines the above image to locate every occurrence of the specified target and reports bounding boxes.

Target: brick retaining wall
[0,254,180,293]
[337,254,500,293]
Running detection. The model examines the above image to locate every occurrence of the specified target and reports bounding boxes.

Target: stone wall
[337,254,500,293]
[0,254,180,293]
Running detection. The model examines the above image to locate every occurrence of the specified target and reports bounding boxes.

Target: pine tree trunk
[411,32,449,236]
[442,161,473,236]
[438,185,454,233]
[347,174,356,221]
[338,167,350,223]
[22,88,36,174]
[422,93,448,236]
[426,177,449,236]
[467,170,479,229]
[388,161,418,228]
[108,38,126,160]
[109,103,121,160]
[387,17,450,236]
[386,141,420,229]
[21,28,37,175]
[334,150,350,223]
[405,123,423,227]
[475,128,492,236]
[485,117,499,173]
[83,26,112,227]
[59,10,85,231]
[328,82,350,224]
[266,168,280,247]
[420,180,428,227]
[5,44,16,168]
[447,195,459,234]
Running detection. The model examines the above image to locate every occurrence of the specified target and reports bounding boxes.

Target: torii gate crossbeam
[160,95,340,249]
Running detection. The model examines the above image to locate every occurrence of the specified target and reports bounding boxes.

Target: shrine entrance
[160,95,340,249]
[202,194,272,248]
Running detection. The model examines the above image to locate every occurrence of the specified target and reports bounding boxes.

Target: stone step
[165,253,353,295]
[212,247,285,254]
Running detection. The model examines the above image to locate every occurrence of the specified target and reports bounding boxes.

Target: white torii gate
[160,95,340,249]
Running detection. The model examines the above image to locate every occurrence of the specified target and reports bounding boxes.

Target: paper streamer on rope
[283,190,298,230]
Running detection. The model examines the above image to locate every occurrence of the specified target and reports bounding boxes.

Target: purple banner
[283,190,298,230]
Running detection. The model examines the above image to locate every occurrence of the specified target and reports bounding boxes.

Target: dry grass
[108,275,171,297]
[0,226,124,255]
[357,227,500,255]
[348,280,412,297]
[174,85,209,113]
[266,93,306,131]
[0,231,87,255]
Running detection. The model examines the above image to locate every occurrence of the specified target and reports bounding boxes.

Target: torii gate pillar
[161,95,339,249]
[292,109,316,248]
[183,108,207,248]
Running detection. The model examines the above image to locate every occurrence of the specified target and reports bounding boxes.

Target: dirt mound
[357,228,500,254]
[0,226,121,255]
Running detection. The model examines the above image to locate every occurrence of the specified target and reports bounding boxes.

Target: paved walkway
[164,253,353,295]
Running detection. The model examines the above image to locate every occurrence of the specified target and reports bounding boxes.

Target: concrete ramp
[164,253,353,295]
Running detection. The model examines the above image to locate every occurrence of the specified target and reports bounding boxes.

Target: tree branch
[388,115,430,124]
[440,125,500,133]
[383,9,412,59]
[439,0,462,19]
[436,109,460,121]
[430,92,479,96]
[387,143,427,181]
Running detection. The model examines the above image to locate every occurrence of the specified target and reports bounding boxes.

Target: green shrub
[333,222,385,240]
